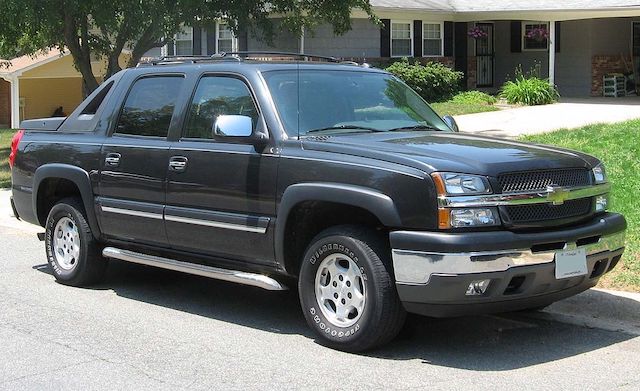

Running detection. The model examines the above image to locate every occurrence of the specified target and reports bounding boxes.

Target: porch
[463,17,640,97]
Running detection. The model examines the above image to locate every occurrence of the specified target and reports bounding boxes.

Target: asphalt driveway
[455,97,640,137]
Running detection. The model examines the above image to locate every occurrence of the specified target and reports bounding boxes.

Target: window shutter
[192,27,202,55]
[444,21,454,57]
[238,28,248,52]
[380,19,391,57]
[454,22,468,86]
[167,42,175,56]
[555,21,561,53]
[510,21,522,53]
[207,24,217,55]
[413,20,423,57]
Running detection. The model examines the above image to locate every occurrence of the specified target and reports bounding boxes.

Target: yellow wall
[18,52,131,120]
[19,78,84,120]
[22,52,131,79]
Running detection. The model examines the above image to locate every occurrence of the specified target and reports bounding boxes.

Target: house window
[175,26,193,55]
[217,23,236,53]
[391,21,413,57]
[522,22,549,51]
[423,22,443,56]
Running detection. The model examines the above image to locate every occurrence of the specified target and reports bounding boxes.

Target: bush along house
[151,0,640,98]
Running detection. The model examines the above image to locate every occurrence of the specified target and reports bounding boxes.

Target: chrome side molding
[102,247,287,291]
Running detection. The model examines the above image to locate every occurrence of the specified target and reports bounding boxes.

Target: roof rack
[137,51,365,67]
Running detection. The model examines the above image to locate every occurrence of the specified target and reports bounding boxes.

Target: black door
[98,75,185,246]
[475,23,494,87]
[165,75,278,265]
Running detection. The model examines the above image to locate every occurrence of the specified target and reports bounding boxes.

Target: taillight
[8,130,24,169]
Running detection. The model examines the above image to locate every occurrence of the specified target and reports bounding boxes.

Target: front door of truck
[98,75,186,246]
[165,75,278,266]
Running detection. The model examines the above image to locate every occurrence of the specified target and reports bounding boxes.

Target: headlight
[595,194,609,212]
[432,173,492,195]
[593,163,607,184]
[449,208,500,228]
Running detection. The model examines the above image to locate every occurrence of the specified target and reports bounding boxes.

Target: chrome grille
[498,169,592,193]
[505,198,593,224]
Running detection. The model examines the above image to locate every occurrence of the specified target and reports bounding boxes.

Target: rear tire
[45,197,107,286]
[298,225,406,352]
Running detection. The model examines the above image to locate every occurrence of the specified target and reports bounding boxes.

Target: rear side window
[184,76,259,139]
[115,76,184,137]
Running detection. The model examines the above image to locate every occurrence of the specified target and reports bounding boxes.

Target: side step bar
[102,247,287,291]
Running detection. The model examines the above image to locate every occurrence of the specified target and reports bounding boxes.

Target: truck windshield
[262,69,451,137]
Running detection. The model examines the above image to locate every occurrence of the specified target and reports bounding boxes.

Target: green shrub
[386,58,463,102]
[500,65,559,105]
[450,91,497,105]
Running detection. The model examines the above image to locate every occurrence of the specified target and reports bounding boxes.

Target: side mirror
[443,115,459,132]
[213,115,253,138]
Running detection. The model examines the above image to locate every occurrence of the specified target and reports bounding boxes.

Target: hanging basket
[467,27,488,39]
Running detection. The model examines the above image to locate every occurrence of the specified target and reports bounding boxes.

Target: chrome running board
[102,247,287,291]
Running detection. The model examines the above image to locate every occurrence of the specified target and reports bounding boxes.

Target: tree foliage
[0,0,375,93]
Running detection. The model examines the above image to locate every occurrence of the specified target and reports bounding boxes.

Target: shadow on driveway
[33,260,637,371]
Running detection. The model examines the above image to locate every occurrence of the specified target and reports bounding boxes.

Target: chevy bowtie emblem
[546,185,570,205]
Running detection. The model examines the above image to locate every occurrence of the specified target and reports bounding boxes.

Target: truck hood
[301,131,599,176]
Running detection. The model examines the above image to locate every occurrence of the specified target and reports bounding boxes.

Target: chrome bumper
[392,230,625,285]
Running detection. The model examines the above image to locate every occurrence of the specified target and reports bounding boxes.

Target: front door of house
[475,23,494,87]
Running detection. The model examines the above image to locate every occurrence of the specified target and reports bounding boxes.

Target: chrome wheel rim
[52,217,80,271]
[314,253,366,328]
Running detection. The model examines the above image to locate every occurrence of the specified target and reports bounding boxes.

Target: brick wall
[591,55,626,96]
[0,79,10,127]
[467,56,477,90]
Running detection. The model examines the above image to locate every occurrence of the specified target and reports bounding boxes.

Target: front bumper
[390,213,626,317]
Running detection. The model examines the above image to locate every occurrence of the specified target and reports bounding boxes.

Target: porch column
[300,26,305,54]
[548,21,556,86]
[10,76,20,129]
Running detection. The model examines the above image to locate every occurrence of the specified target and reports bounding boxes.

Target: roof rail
[136,51,359,67]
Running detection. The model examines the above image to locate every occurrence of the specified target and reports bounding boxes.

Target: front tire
[45,198,107,286]
[298,226,406,352]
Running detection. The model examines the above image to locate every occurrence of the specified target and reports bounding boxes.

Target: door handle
[169,156,188,172]
[105,153,121,167]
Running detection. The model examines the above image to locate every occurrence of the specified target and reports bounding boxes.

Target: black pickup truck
[9,53,626,352]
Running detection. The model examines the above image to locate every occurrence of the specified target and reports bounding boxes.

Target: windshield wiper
[387,124,440,132]
[306,125,382,134]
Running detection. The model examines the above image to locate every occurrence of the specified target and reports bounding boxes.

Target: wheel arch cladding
[33,164,101,238]
[276,183,401,274]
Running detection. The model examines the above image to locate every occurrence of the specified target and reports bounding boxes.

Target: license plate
[555,248,588,279]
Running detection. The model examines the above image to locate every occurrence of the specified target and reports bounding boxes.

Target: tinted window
[263,70,449,137]
[184,76,259,139]
[115,76,184,137]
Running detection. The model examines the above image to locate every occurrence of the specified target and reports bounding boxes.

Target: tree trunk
[62,11,99,94]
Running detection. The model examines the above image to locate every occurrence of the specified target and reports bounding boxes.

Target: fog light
[450,208,499,228]
[466,279,491,296]
[595,195,609,212]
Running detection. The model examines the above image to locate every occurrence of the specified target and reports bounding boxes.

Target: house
[153,1,640,98]
[0,51,129,128]
[4,1,640,128]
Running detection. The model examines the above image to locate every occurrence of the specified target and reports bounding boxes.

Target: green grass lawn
[431,101,499,117]
[522,120,640,291]
[0,129,13,189]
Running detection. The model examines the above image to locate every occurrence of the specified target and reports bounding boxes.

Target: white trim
[10,76,20,128]
[522,21,550,51]
[174,25,194,56]
[216,22,238,53]
[390,20,414,58]
[422,21,444,57]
